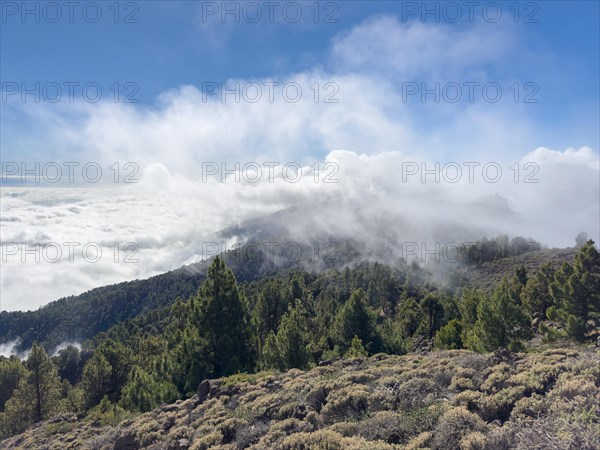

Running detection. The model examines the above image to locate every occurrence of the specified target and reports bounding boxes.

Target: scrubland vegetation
[2,346,599,449]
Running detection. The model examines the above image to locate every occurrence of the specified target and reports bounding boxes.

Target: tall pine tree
[195,257,254,377]
[25,343,62,423]
[81,351,112,408]
[275,303,310,370]
[469,279,531,351]
[0,356,27,412]
[332,288,381,355]
[3,342,62,433]
[549,240,600,340]
[521,262,556,319]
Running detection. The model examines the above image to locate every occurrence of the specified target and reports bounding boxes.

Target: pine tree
[289,273,309,306]
[459,289,482,328]
[378,318,408,355]
[457,289,485,348]
[253,280,287,349]
[81,351,112,408]
[469,279,531,352]
[119,366,178,412]
[514,265,528,287]
[1,343,62,432]
[568,240,600,322]
[345,335,368,358]
[0,356,27,412]
[24,343,62,423]
[165,298,207,394]
[276,303,309,370]
[94,339,133,402]
[120,366,156,412]
[435,319,463,349]
[196,257,254,377]
[172,325,209,394]
[332,288,381,355]
[1,381,33,437]
[396,296,421,337]
[54,345,82,386]
[419,293,445,339]
[549,261,574,308]
[521,262,556,319]
[261,331,281,370]
[549,240,600,340]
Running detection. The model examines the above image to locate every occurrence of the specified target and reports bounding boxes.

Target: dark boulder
[197,379,211,403]
[113,434,139,450]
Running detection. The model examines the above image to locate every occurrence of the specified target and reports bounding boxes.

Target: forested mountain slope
[0,269,206,352]
[0,235,571,354]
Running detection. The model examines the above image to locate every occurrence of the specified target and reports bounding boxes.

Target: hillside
[0,269,206,353]
[0,241,598,448]
[458,247,578,291]
[2,345,598,449]
[0,238,576,354]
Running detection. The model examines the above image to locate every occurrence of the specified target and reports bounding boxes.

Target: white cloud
[2,146,597,311]
[331,16,512,79]
[0,340,19,358]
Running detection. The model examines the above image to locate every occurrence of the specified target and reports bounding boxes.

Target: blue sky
[2,2,599,95]
[1,1,599,159]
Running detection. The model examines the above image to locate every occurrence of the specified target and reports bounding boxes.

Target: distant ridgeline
[0,269,206,353]
[455,235,542,266]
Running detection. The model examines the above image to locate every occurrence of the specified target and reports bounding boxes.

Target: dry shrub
[189,430,223,450]
[458,353,492,373]
[508,363,567,395]
[551,377,598,401]
[404,431,432,450]
[280,429,393,450]
[306,386,329,413]
[432,369,453,388]
[430,407,488,450]
[453,390,484,412]
[368,389,395,412]
[478,386,527,422]
[459,431,487,450]
[320,386,369,424]
[232,419,269,448]
[480,363,513,393]
[6,347,600,450]
[338,372,376,385]
[510,394,547,421]
[510,414,600,450]
[450,375,476,392]
[347,411,404,443]
[395,378,441,410]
